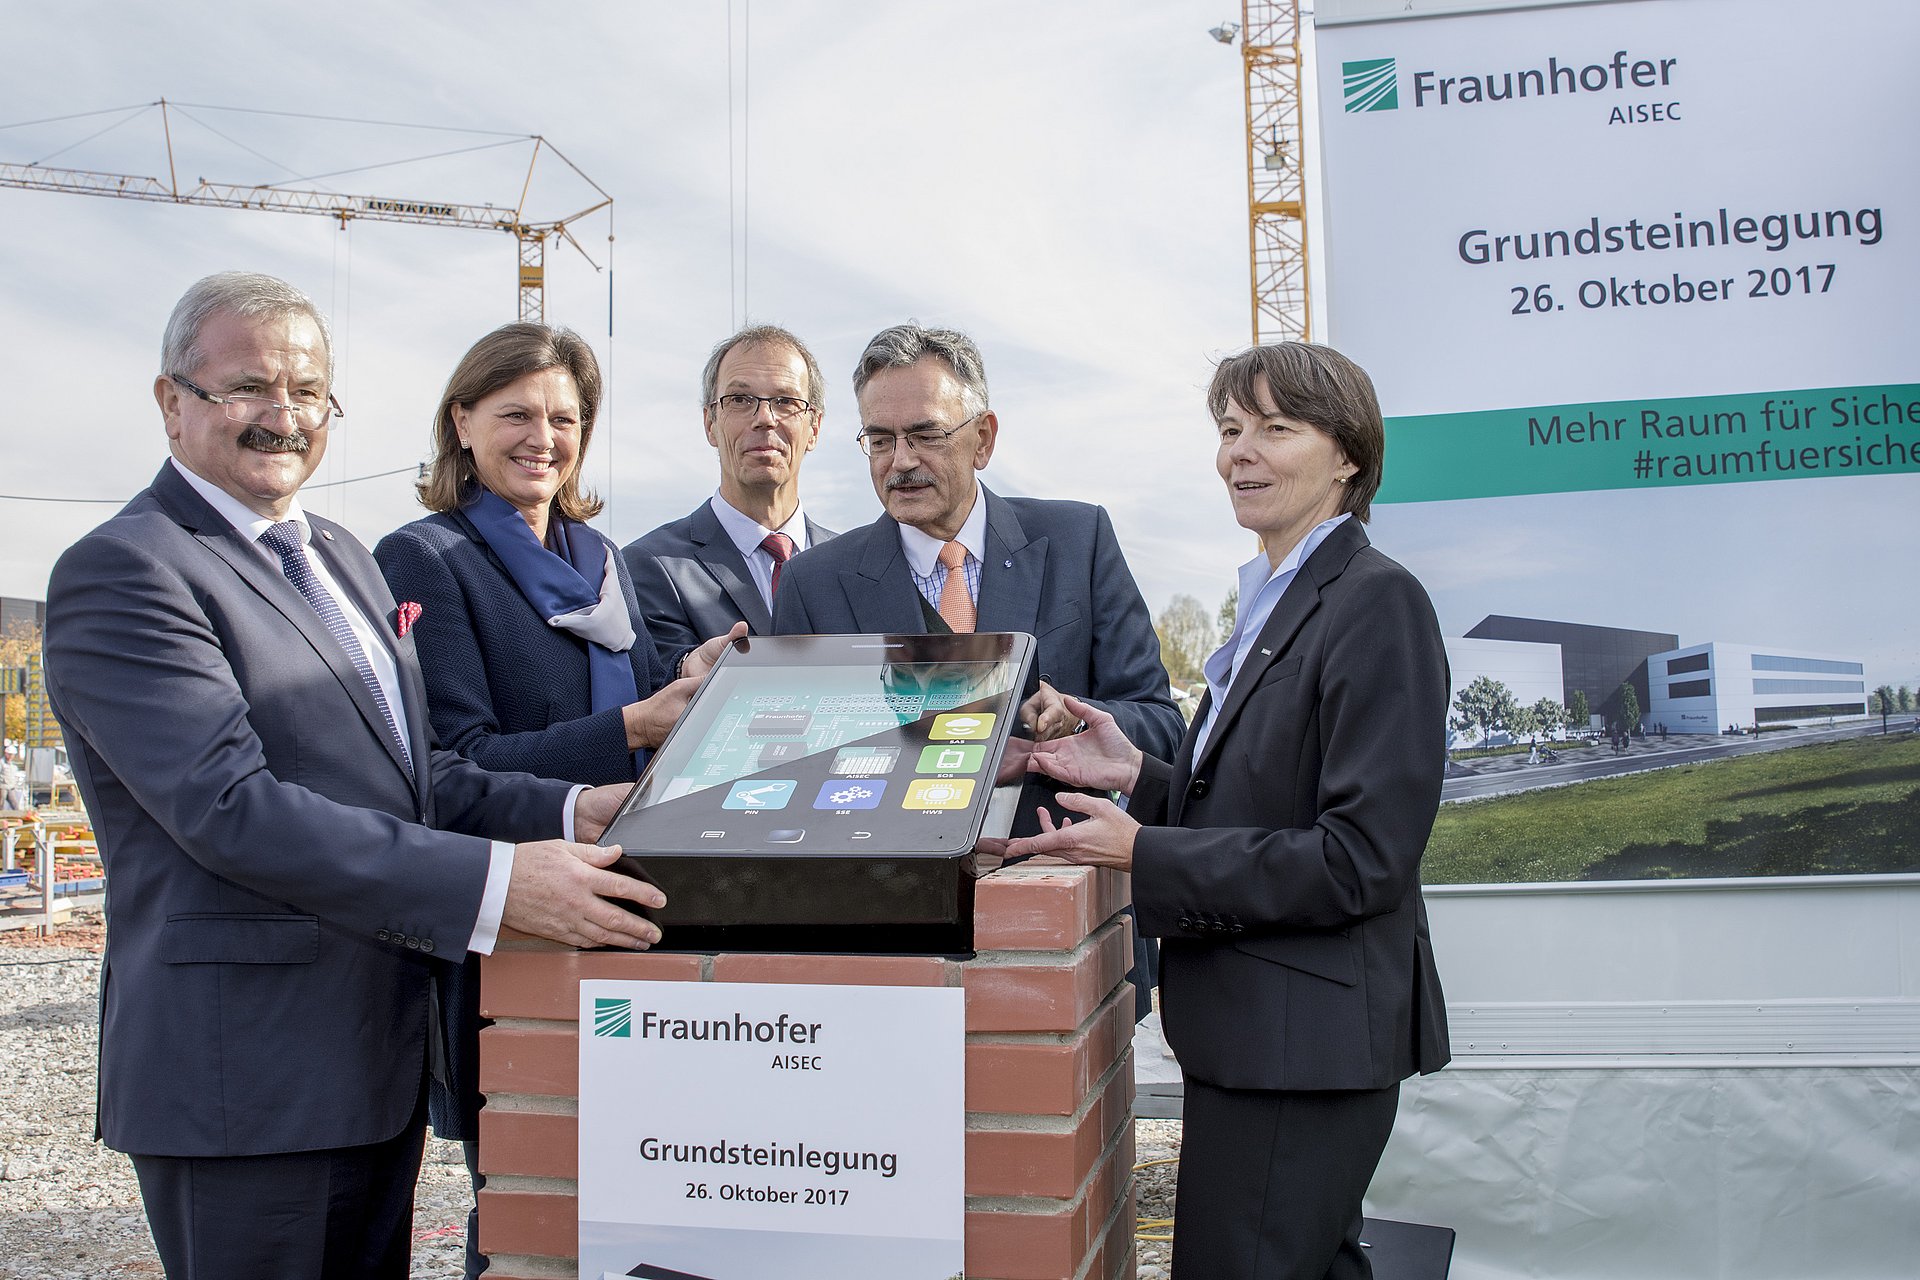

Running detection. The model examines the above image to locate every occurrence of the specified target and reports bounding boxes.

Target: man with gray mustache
[771,323,1180,1014]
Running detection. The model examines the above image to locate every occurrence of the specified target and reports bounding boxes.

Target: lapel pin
[1003,559,1012,568]
[1260,648,1272,656]
[320,529,334,541]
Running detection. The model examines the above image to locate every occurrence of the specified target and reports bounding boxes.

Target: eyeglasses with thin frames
[708,393,815,422]
[171,374,344,430]
[855,411,985,458]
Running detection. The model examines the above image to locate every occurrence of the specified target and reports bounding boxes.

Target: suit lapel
[152,467,417,791]
[309,521,425,793]
[690,502,772,633]
[1185,520,1370,782]
[845,514,928,633]
[974,489,1048,634]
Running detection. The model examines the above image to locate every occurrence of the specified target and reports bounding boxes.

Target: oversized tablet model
[599,632,1036,953]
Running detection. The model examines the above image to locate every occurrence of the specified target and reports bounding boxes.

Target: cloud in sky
[0,0,1260,617]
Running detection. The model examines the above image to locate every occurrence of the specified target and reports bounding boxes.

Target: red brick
[964,920,1130,1033]
[478,1024,577,1097]
[711,951,957,986]
[964,1204,1082,1280]
[479,1108,577,1180]
[966,989,1134,1115]
[481,949,704,1019]
[476,1187,577,1259]
[1088,1182,1139,1280]
[965,1055,1132,1197]
[974,867,1100,950]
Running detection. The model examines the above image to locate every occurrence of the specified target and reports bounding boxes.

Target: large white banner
[1315,0,1920,885]
[578,980,966,1280]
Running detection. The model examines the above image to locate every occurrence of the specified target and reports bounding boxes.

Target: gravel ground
[0,911,1183,1279]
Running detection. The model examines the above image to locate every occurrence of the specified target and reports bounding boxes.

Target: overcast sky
[3,0,1914,689]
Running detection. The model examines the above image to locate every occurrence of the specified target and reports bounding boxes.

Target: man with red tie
[623,326,837,657]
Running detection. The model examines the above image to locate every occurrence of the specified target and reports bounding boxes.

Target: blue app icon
[723,779,797,810]
[813,778,886,810]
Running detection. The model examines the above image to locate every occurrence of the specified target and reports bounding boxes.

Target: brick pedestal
[475,864,1138,1280]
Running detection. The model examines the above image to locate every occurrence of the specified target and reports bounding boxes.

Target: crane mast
[1239,0,1309,343]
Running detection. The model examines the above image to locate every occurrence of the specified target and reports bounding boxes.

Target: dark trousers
[1173,1076,1402,1280]
[461,1138,489,1277]
[130,1094,429,1280]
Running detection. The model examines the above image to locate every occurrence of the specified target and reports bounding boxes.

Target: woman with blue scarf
[375,323,739,1277]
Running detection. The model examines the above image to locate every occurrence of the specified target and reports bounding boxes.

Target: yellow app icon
[930,712,995,741]
[904,778,976,809]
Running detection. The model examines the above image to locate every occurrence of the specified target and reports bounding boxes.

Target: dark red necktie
[760,532,796,598]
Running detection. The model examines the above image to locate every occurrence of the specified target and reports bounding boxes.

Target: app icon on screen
[814,779,886,810]
[930,712,995,741]
[722,779,797,810]
[904,778,976,809]
[917,744,985,774]
[832,745,901,775]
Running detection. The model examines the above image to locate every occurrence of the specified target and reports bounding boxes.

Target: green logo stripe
[1377,382,1920,503]
[1343,58,1399,112]
[593,998,632,1037]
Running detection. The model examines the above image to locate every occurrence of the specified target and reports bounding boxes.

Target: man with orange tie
[772,322,1182,845]
[624,325,836,656]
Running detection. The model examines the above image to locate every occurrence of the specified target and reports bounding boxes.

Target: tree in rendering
[1451,676,1519,749]
[1617,681,1641,734]
[1899,686,1913,713]
[1531,698,1567,740]
[1567,689,1591,734]
[1874,685,1896,733]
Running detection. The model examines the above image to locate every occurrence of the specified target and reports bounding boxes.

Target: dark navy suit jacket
[771,487,1183,835]
[42,464,572,1159]
[373,506,673,1138]
[623,498,835,653]
[374,508,675,788]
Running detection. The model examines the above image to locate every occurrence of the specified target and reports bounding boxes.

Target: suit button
[1177,916,1194,930]
[420,939,435,954]
[376,929,391,942]
[405,937,420,950]
[1188,778,1210,800]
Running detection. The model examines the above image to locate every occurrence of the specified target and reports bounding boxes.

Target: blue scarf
[464,489,644,776]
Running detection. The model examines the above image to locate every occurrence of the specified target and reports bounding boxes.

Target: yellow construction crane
[0,99,609,323]
[1216,1,1309,343]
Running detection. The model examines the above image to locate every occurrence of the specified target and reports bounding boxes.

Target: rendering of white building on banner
[1646,641,1869,734]
[1442,618,1869,743]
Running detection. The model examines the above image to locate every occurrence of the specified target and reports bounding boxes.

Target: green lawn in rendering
[1423,734,1920,884]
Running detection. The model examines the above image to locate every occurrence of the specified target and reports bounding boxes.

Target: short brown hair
[417,324,604,520]
[1206,342,1384,522]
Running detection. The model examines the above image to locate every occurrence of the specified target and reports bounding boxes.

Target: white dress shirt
[708,493,812,610]
[898,485,988,610]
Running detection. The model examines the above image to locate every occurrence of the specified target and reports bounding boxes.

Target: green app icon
[917,743,985,774]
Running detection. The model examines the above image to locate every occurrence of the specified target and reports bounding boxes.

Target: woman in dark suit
[1008,343,1450,1280]
[375,323,737,1277]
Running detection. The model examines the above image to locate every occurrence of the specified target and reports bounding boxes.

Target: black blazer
[1130,520,1452,1092]
[622,499,836,653]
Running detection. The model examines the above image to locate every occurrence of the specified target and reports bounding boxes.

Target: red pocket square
[396,601,423,638]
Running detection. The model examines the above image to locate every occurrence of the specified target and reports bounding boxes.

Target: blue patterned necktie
[259,521,414,778]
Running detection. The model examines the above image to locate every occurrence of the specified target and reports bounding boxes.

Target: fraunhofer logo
[1344,58,1399,112]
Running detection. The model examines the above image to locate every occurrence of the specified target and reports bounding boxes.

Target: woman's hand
[622,676,701,750]
[1001,792,1140,872]
[1025,694,1144,795]
[682,621,750,682]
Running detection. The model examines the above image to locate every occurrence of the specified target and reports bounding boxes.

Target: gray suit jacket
[1129,519,1451,1092]
[623,499,836,653]
[42,463,572,1158]
[771,487,1183,834]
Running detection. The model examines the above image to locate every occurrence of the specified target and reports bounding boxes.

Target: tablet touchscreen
[599,632,1036,858]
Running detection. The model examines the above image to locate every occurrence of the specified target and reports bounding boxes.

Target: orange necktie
[936,540,976,633]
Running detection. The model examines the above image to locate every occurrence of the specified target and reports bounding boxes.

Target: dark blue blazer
[374,506,674,1139]
[374,508,675,788]
[771,487,1183,834]
[42,464,572,1159]
[623,498,836,653]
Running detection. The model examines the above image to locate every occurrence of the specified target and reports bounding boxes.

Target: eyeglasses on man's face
[855,411,984,459]
[171,374,343,430]
[708,393,815,422]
